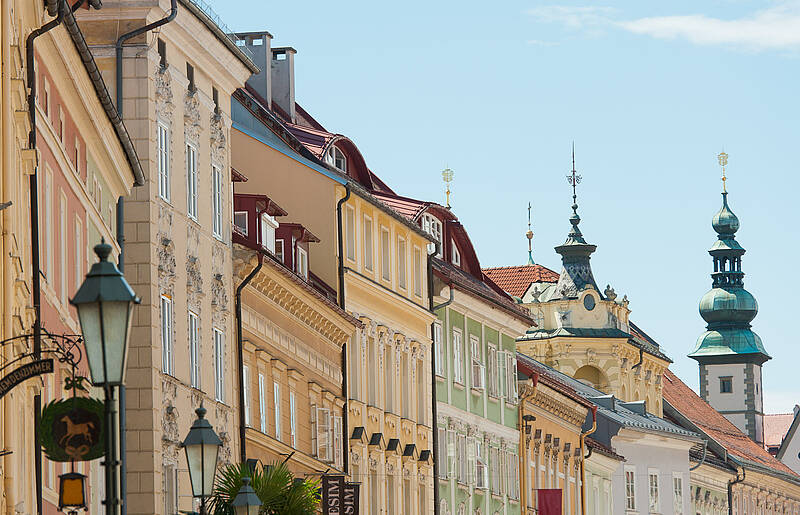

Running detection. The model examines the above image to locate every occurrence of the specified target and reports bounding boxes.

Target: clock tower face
[583,294,596,311]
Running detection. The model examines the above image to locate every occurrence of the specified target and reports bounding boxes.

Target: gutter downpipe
[689,440,708,471]
[727,465,745,515]
[236,254,262,463]
[580,405,598,515]
[518,372,538,512]
[25,3,66,514]
[630,347,644,372]
[114,2,177,510]
[429,245,450,515]
[335,183,351,475]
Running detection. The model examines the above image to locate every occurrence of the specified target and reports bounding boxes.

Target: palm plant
[208,462,321,515]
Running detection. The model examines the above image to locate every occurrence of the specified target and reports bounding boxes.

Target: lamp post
[70,239,140,515]
[183,404,222,515]
[231,477,261,515]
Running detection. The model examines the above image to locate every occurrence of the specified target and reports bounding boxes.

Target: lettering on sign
[0,359,54,398]
[342,482,360,515]
[322,475,345,515]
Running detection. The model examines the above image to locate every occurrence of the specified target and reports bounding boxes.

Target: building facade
[78,1,257,513]
[0,1,143,513]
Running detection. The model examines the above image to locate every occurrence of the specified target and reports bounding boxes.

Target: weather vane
[718,151,728,193]
[566,143,582,204]
[442,167,454,208]
[526,202,535,265]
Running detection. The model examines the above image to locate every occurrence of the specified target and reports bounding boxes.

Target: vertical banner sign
[537,489,563,515]
[322,475,345,515]
[342,483,360,515]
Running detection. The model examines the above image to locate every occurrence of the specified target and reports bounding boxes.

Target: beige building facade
[77,1,257,513]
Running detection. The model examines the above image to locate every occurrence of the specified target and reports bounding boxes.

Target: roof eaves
[776,410,800,460]
[349,181,433,242]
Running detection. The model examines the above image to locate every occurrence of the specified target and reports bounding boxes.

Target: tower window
[719,376,733,394]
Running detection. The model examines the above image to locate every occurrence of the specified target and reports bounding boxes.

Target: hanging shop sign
[342,482,359,515]
[0,359,53,399]
[322,475,344,515]
[39,397,105,462]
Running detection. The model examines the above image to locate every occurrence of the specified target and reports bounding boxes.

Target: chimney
[238,31,273,108]
[271,47,296,123]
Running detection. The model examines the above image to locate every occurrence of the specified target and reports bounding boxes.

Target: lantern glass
[231,477,262,515]
[76,300,133,386]
[184,439,220,497]
[58,472,87,509]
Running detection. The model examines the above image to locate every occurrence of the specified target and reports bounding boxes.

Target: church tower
[689,153,770,444]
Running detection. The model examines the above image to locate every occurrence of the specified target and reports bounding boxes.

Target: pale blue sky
[208,0,800,412]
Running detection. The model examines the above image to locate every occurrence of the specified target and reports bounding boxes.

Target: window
[59,193,67,306]
[490,446,501,494]
[289,391,297,447]
[213,328,225,402]
[451,239,461,266]
[506,450,519,500]
[326,146,346,172]
[163,464,178,515]
[504,351,518,402]
[457,433,467,484]
[243,366,251,426]
[157,39,167,68]
[74,137,81,170]
[487,345,499,397]
[434,323,444,377]
[381,227,390,281]
[44,169,53,282]
[471,335,484,390]
[186,62,195,92]
[417,357,426,424]
[421,213,442,257]
[673,474,683,515]
[720,376,733,394]
[212,165,222,238]
[475,439,488,489]
[453,329,464,384]
[74,218,82,292]
[189,311,200,388]
[397,236,407,289]
[212,87,219,114]
[333,415,343,469]
[160,296,173,375]
[158,122,170,201]
[625,467,636,510]
[384,345,393,412]
[296,247,308,280]
[312,406,332,462]
[413,247,422,296]
[437,427,448,478]
[275,240,284,262]
[258,374,266,433]
[345,206,355,261]
[363,216,373,271]
[186,144,198,219]
[43,78,50,117]
[648,470,659,513]
[233,211,248,235]
[273,382,281,440]
[401,353,411,418]
[260,214,277,252]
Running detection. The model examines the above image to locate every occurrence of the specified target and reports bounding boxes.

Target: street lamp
[71,239,140,515]
[183,404,222,515]
[231,477,261,515]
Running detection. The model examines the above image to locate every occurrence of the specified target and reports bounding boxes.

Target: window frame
[186,142,198,220]
[213,328,225,403]
[59,192,67,306]
[470,335,484,391]
[189,310,200,388]
[273,381,281,440]
[648,469,660,513]
[157,122,171,202]
[289,391,297,448]
[296,246,308,280]
[212,165,223,239]
[625,466,637,511]
[452,328,464,384]
[421,213,442,257]
[451,238,461,267]
[380,226,391,282]
[258,373,266,433]
[413,246,422,297]
[433,322,444,377]
[363,215,373,272]
[345,205,356,262]
[243,365,251,427]
[160,295,174,376]
[397,235,407,290]
[233,211,248,236]
[720,376,733,394]
[260,213,278,253]
[672,473,683,515]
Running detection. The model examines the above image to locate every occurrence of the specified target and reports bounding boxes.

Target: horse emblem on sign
[40,397,105,462]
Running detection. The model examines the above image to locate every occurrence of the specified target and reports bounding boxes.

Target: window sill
[470,387,484,396]
[456,481,470,491]
[487,394,500,402]
[505,399,518,408]
[453,381,465,391]
[435,374,446,382]
[158,195,172,206]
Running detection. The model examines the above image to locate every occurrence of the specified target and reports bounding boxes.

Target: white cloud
[527,3,800,52]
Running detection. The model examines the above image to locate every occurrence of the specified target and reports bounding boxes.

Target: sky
[207,0,799,413]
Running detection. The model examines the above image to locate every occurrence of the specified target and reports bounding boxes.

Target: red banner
[537,489,562,515]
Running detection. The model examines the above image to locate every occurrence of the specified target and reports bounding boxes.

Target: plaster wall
[611,436,692,515]
[778,428,800,474]
[703,363,747,412]
[585,454,619,515]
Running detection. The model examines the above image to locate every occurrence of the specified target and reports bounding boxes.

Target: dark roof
[662,369,799,479]
[586,436,625,461]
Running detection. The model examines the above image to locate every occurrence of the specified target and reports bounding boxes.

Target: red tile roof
[663,369,798,477]
[765,413,795,450]
[370,192,430,221]
[482,264,560,298]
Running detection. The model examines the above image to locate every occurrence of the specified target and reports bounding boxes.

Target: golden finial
[442,167,454,208]
[718,151,728,193]
[526,202,534,265]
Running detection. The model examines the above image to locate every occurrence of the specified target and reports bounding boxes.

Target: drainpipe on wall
[113,2,177,509]
[25,3,67,513]
[428,245,449,515]
[689,440,708,471]
[579,405,598,515]
[727,466,745,515]
[335,184,351,475]
[236,254,263,463]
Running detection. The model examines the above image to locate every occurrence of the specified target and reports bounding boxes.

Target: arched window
[421,213,442,257]
[326,145,347,172]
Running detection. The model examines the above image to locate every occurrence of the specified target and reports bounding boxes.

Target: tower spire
[526,202,534,265]
[719,151,728,193]
[442,167,454,209]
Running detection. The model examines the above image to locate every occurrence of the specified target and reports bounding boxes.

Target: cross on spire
[718,151,728,193]
[567,142,582,205]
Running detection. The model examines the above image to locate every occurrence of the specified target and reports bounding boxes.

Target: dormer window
[297,247,308,280]
[260,213,278,253]
[326,146,347,172]
[421,214,442,257]
[451,239,461,267]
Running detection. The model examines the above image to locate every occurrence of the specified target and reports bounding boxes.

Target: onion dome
[689,190,770,364]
